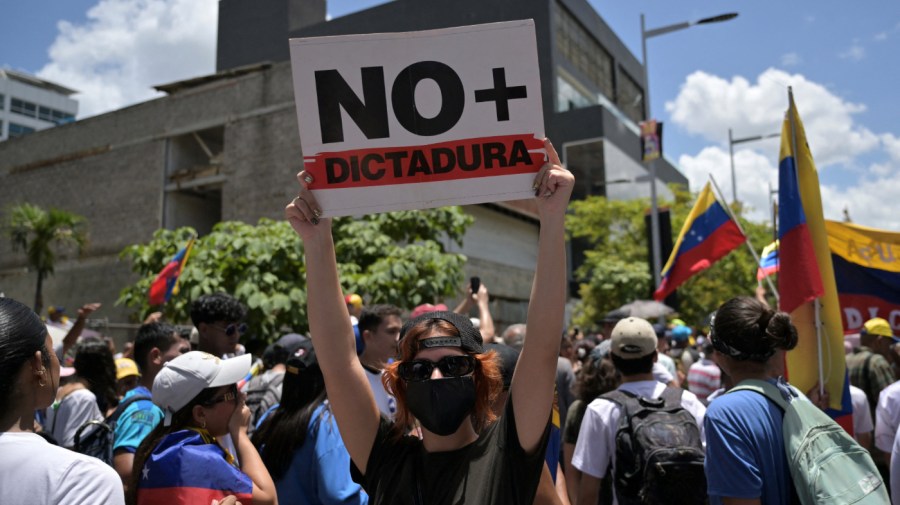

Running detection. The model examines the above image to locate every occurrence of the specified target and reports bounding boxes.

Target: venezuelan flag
[826,220,900,334]
[756,240,780,280]
[148,237,195,306]
[653,182,746,301]
[136,430,252,505]
[779,89,849,422]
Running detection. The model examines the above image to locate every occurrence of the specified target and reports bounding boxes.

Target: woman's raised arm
[285,171,381,473]
[510,138,574,454]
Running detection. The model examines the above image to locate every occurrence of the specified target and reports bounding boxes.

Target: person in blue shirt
[252,339,368,505]
[704,296,798,505]
[113,322,190,491]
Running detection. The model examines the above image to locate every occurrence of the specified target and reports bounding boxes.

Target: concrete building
[0,69,78,141]
[0,0,686,337]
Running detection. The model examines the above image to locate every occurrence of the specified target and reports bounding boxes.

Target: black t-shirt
[351,398,550,504]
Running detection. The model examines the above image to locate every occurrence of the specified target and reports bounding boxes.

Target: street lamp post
[641,12,738,292]
[728,128,780,204]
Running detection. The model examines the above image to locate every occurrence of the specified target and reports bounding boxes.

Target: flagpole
[788,86,826,397]
[708,174,780,303]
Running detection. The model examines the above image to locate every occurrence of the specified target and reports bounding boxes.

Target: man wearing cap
[847,317,897,421]
[358,304,403,418]
[572,317,706,505]
[112,322,190,491]
[863,319,900,470]
[115,358,141,397]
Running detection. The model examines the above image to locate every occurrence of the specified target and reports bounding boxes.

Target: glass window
[10,98,38,118]
[555,4,615,101]
[556,75,593,112]
[0,93,5,110]
[39,106,53,122]
[615,68,644,124]
[8,122,36,139]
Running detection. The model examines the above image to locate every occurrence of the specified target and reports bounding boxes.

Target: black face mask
[405,375,476,436]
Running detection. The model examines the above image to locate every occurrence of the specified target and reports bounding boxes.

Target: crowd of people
[0,139,894,504]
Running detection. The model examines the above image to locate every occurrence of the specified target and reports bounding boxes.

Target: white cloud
[781,52,802,67]
[821,175,900,229]
[882,134,900,162]
[678,146,778,223]
[838,42,866,61]
[665,68,879,168]
[36,0,218,118]
[874,32,888,42]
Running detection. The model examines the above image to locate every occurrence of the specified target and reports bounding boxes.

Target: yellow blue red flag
[148,237,195,306]
[779,90,849,421]
[654,182,746,301]
[826,220,900,334]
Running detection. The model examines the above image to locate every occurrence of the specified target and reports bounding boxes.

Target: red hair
[383,318,502,436]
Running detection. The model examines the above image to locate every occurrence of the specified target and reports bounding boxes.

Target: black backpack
[73,394,151,466]
[245,372,285,432]
[602,387,707,505]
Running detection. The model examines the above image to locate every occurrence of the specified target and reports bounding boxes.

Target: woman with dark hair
[46,339,118,448]
[129,351,276,505]
[563,351,619,505]
[285,138,573,504]
[252,340,368,504]
[704,296,799,504]
[0,297,124,504]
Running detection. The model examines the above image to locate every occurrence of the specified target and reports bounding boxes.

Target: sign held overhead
[289,20,545,217]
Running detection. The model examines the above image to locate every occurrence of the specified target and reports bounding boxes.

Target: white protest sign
[289,20,545,217]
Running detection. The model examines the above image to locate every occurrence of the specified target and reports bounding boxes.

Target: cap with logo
[400,310,483,355]
[115,358,140,380]
[610,317,657,359]
[152,351,251,426]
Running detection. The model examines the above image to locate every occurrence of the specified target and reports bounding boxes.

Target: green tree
[5,203,88,314]
[567,186,773,330]
[118,208,473,339]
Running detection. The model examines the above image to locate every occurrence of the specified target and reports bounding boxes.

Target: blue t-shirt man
[114,386,164,453]
[704,384,793,504]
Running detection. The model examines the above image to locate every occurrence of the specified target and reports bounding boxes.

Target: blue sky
[2,0,899,228]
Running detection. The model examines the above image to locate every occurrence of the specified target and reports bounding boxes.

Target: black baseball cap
[399,310,484,354]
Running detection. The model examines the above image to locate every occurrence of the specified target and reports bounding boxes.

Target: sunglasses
[397,355,476,382]
[211,322,247,337]
[202,385,238,407]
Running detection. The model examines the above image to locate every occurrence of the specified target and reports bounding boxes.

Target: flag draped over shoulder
[779,90,848,416]
[653,182,746,301]
[135,430,252,505]
[756,240,779,280]
[826,220,900,334]
[148,237,195,306]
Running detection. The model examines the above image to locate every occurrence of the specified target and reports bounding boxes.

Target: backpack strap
[107,395,152,424]
[729,379,791,411]
[659,386,684,408]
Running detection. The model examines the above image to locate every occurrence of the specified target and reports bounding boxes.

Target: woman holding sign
[286,138,572,504]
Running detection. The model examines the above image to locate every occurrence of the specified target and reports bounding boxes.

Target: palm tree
[6,203,88,314]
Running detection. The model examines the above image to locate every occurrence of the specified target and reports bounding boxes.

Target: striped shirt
[687,358,721,404]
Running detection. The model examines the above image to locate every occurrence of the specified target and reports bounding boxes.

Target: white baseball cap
[153,351,251,426]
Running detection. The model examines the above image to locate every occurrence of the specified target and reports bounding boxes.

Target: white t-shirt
[364,366,396,419]
[571,380,707,505]
[875,380,900,452]
[891,428,900,505]
[0,431,124,505]
[657,353,678,382]
[45,388,103,448]
[850,384,873,439]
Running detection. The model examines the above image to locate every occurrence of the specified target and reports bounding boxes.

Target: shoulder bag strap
[729,379,791,411]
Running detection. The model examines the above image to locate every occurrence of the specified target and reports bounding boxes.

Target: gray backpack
[730,379,887,504]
